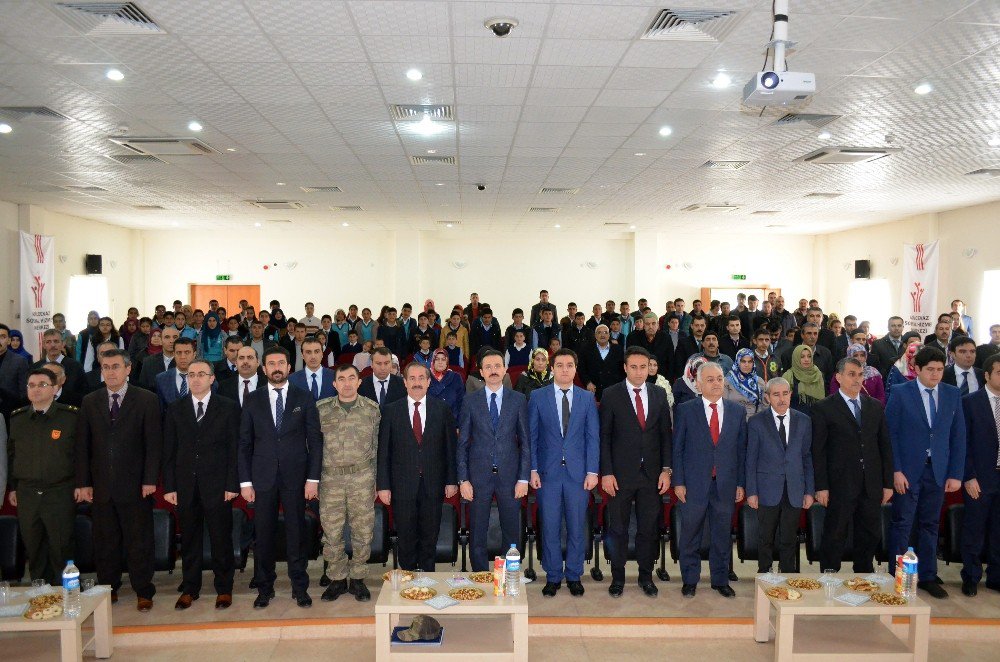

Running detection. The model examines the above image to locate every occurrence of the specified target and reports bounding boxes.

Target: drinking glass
[0,581,9,605]
[31,579,45,589]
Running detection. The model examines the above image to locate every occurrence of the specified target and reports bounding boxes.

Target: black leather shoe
[934,575,944,585]
[758,566,772,575]
[348,579,370,602]
[321,579,347,602]
[542,581,561,597]
[985,581,1000,593]
[712,584,736,598]
[567,580,585,596]
[639,581,658,597]
[249,577,259,590]
[293,591,313,608]
[682,583,696,598]
[918,581,948,599]
[608,582,624,598]
[253,591,275,609]
[319,574,331,587]
[962,582,978,597]
[728,570,739,582]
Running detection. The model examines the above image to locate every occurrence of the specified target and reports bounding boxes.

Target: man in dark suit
[33,329,86,404]
[0,323,29,422]
[563,313,594,354]
[162,359,240,610]
[871,316,907,378]
[238,346,322,609]
[375,307,406,359]
[155,337,197,413]
[629,312,672,379]
[944,335,985,396]
[746,378,814,573]
[673,362,747,598]
[279,323,308,372]
[212,336,244,381]
[288,338,337,401]
[76,349,162,611]
[959,354,1000,596]
[677,316,708,366]
[377,362,458,571]
[217,346,266,408]
[138,325,178,390]
[662,316,686,381]
[358,348,406,407]
[579,325,625,401]
[600,347,672,598]
[469,308,503,359]
[739,296,764,341]
[458,350,530,571]
[886,346,965,599]
[529,348,600,597]
[718,316,751,360]
[975,324,1000,369]
[42,361,82,407]
[812,357,894,573]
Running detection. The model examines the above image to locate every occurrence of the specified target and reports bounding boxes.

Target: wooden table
[0,587,113,662]
[374,572,528,661]
[753,575,930,662]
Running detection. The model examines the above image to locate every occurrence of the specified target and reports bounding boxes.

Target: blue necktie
[274,388,284,432]
[960,371,970,396]
[490,391,500,432]
[849,398,862,426]
[179,373,188,398]
[311,372,319,400]
[926,388,936,427]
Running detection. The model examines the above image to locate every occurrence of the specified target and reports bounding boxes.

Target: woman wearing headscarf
[427,349,464,421]
[829,342,886,404]
[8,330,33,364]
[886,333,923,397]
[646,357,675,419]
[390,353,401,376]
[75,310,100,363]
[724,348,769,419]
[81,316,124,372]
[423,299,441,327]
[131,327,163,384]
[199,311,224,362]
[127,317,153,362]
[119,317,139,349]
[270,308,289,338]
[782,345,825,416]
[515,348,553,397]
[672,354,708,408]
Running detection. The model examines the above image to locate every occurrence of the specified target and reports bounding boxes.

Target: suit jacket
[629,331,672,378]
[719,334,751,360]
[76,386,162,503]
[678,334,703,366]
[810,393,893,499]
[216,370,267,408]
[0,350,29,414]
[885,380,966,487]
[528,384,600,481]
[213,359,239,381]
[563,325,594,354]
[469,321,503,359]
[32,356,86,404]
[975,342,1000,370]
[746,408,814,507]
[871,336,905,378]
[155,367,218,413]
[672,397,747,502]
[138,353,174,390]
[942,365,985,392]
[376,395,457,500]
[457,387,530,485]
[962,389,1000,494]
[163,393,240,506]
[740,309,766,339]
[599,381,672,487]
[279,337,307,369]
[578,343,625,400]
[288,367,338,401]
[238,383,322,492]
[359,373,406,408]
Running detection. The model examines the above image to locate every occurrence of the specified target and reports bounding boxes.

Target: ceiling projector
[743,71,815,107]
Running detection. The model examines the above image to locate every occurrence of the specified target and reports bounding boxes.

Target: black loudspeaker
[854,259,871,279]
[85,254,102,275]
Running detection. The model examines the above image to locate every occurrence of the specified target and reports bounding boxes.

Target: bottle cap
[906,547,914,552]
[67,560,73,565]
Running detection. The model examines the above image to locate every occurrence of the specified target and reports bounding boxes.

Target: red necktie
[634,388,646,431]
[412,401,423,445]
[709,403,720,445]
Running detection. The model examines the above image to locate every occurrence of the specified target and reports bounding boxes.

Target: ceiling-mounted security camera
[484,17,518,37]
[476,183,486,191]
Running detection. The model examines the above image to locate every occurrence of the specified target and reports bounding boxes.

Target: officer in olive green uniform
[318,365,381,602]
[8,367,81,586]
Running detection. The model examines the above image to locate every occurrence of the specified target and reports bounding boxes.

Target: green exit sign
[216,274,231,281]
[731,274,747,281]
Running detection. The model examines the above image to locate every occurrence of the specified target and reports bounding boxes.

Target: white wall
[0,200,18,321]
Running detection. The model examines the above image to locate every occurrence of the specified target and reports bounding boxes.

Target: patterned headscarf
[727,348,762,403]
[682,354,708,394]
[894,341,920,380]
[846,343,878,380]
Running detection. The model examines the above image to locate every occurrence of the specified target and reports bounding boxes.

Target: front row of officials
[7,342,999,611]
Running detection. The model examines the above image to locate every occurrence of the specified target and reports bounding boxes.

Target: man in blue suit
[886,346,966,599]
[458,350,530,571]
[528,348,599,597]
[154,337,198,413]
[288,338,337,401]
[960,354,1000,596]
[746,377,814,574]
[673,361,747,598]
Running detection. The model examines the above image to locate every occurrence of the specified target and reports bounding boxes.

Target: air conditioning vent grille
[701,160,750,170]
[410,155,456,165]
[772,113,841,128]
[109,137,216,155]
[390,104,455,121]
[0,106,72,121]
[681,203,741,212]
[107,153,165,165]
[248,200,305,210]
[795,146,900,164]
[300,186,342,193]
[805,192,842,199]
[641,8,741,42]
[528,207,559,213]
[330,205,364,212]
[539,187,580,194]
[63,185,107,192]
[966,168,1000,177]
[55,2,165,35]
[133,204,164,210]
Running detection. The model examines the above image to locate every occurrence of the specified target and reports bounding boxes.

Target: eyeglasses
[187,371,212,379]
[28,382,53,389]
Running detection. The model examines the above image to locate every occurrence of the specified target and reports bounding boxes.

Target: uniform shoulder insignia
[12,405,30,416]
[54,402,78,412]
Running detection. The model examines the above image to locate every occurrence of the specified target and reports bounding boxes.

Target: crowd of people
[1,288,998,612]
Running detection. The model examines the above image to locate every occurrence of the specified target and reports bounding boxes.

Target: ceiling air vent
[681,203,740,212]
[794,146,900,164]
[772,113,841,128]
[106,153,165,165]
[701,160,750,170]
[133,204,164,210]
[603,222,628,227]
[108,136,216,156]
[437,221,461,226]
[966,168,1000,178]
[410,155,456,165]
[390,105,455,121]
[330,205,364,212]
[751,210,780,215]
[805,192,843,199]
[266,219,292,224]
[63,185,107,192]
[300,186,342,193]
[55,2,165,35]
[640,8,741,42]
[248,200,305,210]
[528,207,559,213]
[539,187,580,194]
[0,106,72,121]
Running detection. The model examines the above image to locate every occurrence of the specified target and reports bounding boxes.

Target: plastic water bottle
[902,547,918,599]
[62,560,81,619]
[505,544,521,597]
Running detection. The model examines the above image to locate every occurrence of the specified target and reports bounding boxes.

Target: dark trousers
[961,489,1000,585]
[889,462,944,581]
[177,483,235,596]
[604,480,659,583]
[17,483,76,586]
[468,473,521,572]
[820,477,882,573]
[679,479,734,586]
[253,481,309,594]
[537,467,590,583]
[393,476,443,572]
[757,486,801,573]
[92,496,156,599]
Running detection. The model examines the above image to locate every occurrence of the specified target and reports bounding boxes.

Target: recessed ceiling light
[412,113,445,136]
[106,68,124,81]
[406,68,423,81]
[254,222,262,228]
[989,136,1000,147]
[711,72,731,89]
[817,131,832,140]
[445,223,453,228]
[341,222,349,227]
[630,225,636,229]
[188,121,203,131]
[554,224,561,229]
[658,126,673,137]
[913,83,932,95]
[171,221,179,227]
[427,149,437,154]
[0,123,11,134]
[435,182,444,186]
[226,147,237,152]
[275,182,285,186]
[634,152,645,156]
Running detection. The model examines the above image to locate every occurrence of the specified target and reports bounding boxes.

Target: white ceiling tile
[537,39,630,67]
[140,0,262,35]
[455,86,527,105]
[364,36,452,63]
[246,1,355,35]
[593,89,670,108]
[453,37,541,65]
[271,35,366,62]
[531,65,613,89]
[525,87,600,106]
[292,62,377,87]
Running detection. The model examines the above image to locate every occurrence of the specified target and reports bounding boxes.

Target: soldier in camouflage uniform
[318,364,381,602]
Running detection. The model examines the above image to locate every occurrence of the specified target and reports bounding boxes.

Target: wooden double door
[189,284,260,317]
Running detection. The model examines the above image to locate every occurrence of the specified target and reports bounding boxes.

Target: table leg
[880,614,893,629]
[909,613,930,662]
[376,612,391,661]
[512,612,529,662]
[754,583,771,643]
[93,595,113,658]
[60,626,83,662]
[774,612,794,662]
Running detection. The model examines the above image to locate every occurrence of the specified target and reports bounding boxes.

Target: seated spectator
[353,341,373,371]
[428,349,464,420]
[390,354,400,376]
[341,330,363,356]
[514,348,553,397]
[8,329,33,364]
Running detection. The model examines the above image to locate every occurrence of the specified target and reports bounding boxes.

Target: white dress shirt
[192,391,211,418]
[162,353,174,372]
[626,380,648,418]
[484,384,503,413]
[918,381,939,427]
[407,395,426,434]
[549,383,596,476]
[372,375,390,404]
[702,395,725,429]
[175,370,189,393]
[304,366,323,392]
[772,408,790,444]
[957,368,980,394]
[238,373,258,406]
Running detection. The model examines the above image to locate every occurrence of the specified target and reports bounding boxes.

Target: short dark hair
[480,349,504,365]
[371,347,393,359]
[403,362,430,378]
[539,289,548,295]
[174,337,197,350]
[480,308,493,316]
[262,346,290,363]
[100,349,131,366]
[402,303,412,311]
[334,363,360,377]
[321,314,332,322]
[302,338,323,351]
[28,367,57,383]
[754,327,771,339]
[567,302,577,308]
[348,330,358,337]
[843,315,857,323]
[624,346,651,361]
[552,348,578,366]
[446,331,457,339]
[270,299,280,307]
[189,359,214,375]
[574,312,585,319]
[983,353,1000,376]
[294,322,307,331]
[512,308,523,316]
[948,335,976,352]
[914,346,946,369]
[224,336,243,348]
[836,357,864,374]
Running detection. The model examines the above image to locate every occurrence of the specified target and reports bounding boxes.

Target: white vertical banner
[899,240,939,337]
[19,231,55,360]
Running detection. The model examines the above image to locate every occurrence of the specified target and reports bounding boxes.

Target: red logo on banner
[914,243,925,271]
[910,281,925,313]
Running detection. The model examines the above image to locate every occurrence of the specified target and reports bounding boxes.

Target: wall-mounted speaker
[85,254,103,275]
[854,259,871,279]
